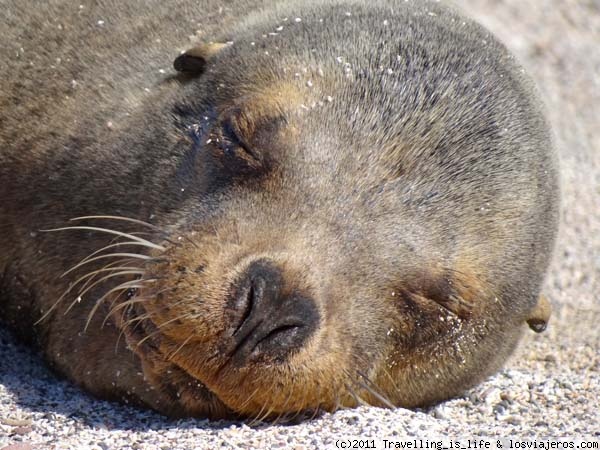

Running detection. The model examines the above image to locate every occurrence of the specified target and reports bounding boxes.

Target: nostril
[227,259,319,364]
[254,323,305,353]
[233,283,255,336]
[230,260,280,336]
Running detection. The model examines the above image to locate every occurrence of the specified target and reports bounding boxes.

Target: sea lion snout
[227,259,319,365]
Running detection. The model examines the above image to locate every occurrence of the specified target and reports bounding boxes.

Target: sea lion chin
[0,0,559,420]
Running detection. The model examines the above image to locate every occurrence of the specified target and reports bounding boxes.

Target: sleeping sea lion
[0,0,559,419]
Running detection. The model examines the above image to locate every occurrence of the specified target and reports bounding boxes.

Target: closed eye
[218,118,261,163]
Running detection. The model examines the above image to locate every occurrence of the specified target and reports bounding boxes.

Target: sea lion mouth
[121,298,160,354]
[114,257,321,412]
[117,293,236,418]
[116,288,331,420]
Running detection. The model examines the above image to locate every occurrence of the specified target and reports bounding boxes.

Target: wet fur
[0,0,559,419]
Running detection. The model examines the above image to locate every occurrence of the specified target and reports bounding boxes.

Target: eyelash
[186,116,261,169]
[217,119,260,162]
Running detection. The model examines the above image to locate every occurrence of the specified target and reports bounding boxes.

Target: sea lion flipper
[173,42,230,75]
[526,294,552,333]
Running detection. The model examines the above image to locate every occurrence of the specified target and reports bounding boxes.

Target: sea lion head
[61,2,557,420]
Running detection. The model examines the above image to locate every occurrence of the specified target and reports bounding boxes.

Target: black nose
[227,260,319,365]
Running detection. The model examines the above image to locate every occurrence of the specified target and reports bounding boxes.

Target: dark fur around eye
[218,118,261,162]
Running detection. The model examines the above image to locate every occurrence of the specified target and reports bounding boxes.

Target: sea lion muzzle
[226,259,320,366]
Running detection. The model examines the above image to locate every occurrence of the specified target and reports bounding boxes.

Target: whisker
[64,270,145,316]
[74,266,143,287]
[309,404,322,421]
[356,381,395,409]
[71,216,202,251]
[247,377,276,426]
[61,252,157,279]
[70,215,165,232]
[70,216,184,247]
[278,381,295,422]
[153,314,192,333]
[136,313,192,348]
[65,265,142,312]
[286,410,300,424]
[310,380,325,419]
[237,385,261,415]
[77,258,136,292]
[167,334,194,361]
[381,366,400,395]
[81,281,147,327]
[260,377,281,423]
[342,370,369,407]
[117,298,183,334]
[97,289,156,333]
[115,305,149,354]
[102,283,176,328]
[41,225,165,251]
[346,384,368,407]
[103,295,151,327]
[85,279,157,331]
[115,310,155,351]
[331,387,342,414]
[355,370,395,409]
[185,237,200,249]
[79,241,156,264]
[104,286,175,320]
[236,222,242,246]
[257,406,275,424]
[34,260,137,324]
[248,397,270,427]
[123,310,155,329]
[119,295,190,331]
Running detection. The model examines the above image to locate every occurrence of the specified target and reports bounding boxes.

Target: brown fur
[0,0,559,419]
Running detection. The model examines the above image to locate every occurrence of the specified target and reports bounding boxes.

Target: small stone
[504,415,522,425]
[482,387,502,405]
[1,444,34,450]
[12,426,33,435]
[432,406,449,420]
[0,418,32,427]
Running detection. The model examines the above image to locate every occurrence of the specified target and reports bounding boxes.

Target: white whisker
[77,258,136,292]
[85,279,157,331]
[79,241,156,264]
[64,270,146,315]
[41,226,165,251]
[61,252,155,278]
[70,215,164,232]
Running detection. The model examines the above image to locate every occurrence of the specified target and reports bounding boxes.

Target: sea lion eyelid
[218,118,260,161]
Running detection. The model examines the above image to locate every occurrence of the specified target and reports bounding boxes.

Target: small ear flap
[173,43,229,75]
[526,294,552,333]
